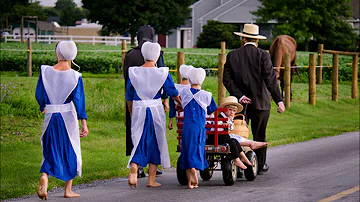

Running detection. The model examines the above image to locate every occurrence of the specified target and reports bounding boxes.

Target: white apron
[40,65,83,176]
[180,88,212,113]
[127,66,171,168]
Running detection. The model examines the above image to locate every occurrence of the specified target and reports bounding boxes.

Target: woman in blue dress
[126,42,181,188]
[179,67,217,189]
[35,41,88,200]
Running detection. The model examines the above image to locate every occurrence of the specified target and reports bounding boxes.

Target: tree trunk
[131,35,135,46]
[304,40,309,52]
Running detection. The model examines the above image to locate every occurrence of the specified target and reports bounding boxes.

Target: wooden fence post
[177,52,184,84]
[121,40,127,73]
[27,38,32,77]
[332,53,339,102]
[352,54,359,100]
[218,41,226,105]
[317,44,323,84]
[309,54,316,106]
[284,54,291,108]
[220,41,226,54]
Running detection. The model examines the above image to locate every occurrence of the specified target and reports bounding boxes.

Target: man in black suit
[223,24,285,174]
[124,25,167,177]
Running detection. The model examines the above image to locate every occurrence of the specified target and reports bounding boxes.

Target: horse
[269,35,297,100]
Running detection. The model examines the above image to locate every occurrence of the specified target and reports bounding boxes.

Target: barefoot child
[168,64,193,130]
[179,67,217,189]
[126,42,181,188]
[35,41,89,200]
[219,96,268,150]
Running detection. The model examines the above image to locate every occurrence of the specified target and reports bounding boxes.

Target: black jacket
[223,44,282,111]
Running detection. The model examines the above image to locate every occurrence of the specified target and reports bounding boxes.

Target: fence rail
[4,35,136,46]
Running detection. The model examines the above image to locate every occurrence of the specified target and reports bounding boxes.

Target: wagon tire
[221,155,237,186]
[244,151,258,181]
[176,156,188,185]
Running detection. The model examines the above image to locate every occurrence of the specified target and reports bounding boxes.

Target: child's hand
[41,108,46,114]
[80,120,89,138]
[168,121,173,130]
[222,123,229,128]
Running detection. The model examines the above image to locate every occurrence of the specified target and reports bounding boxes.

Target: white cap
[179,65,193,80]
[141,41,161,62]
[56,41,78,61]
[188,67,206,85]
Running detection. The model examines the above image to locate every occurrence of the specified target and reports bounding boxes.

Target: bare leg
[128,162,138,188]
[190,168,198,188]
[37,173,48,200]
[240,139,268,150]
[234,158,247,169]
[239,152,252,166]
[186,169,194,189]
[147,163,161,187]
[64,180,80,198]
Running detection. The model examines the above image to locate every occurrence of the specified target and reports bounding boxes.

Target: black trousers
[244,108,270,170]
[125,102,133,156]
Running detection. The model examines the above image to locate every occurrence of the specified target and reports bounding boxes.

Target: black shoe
[138,167,146,178]
[257,163,269,175]
[156,169,162,175]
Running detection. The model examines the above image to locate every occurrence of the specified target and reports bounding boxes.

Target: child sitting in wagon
[218,96,268,150]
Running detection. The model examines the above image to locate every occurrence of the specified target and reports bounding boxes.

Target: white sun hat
[219,96,243,113]
[56,41,78,61]
[234,24,267,40]
[179,64,194,80]
[141,41,161,62]
[188,67,206,85]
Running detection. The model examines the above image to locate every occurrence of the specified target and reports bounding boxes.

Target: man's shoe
[257,163,269,175]
[138,167,146,178]
[156,169,162,175]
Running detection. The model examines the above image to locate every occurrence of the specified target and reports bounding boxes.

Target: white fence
[3,35,137,46]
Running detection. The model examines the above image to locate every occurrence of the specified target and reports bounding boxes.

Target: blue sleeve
[126,79,135,101]
[72,77,88,120]
[163,74,179,98]
[169,97,176,118]
[35,73,46,112]
[207,97,218,115]
[157,52,165,67]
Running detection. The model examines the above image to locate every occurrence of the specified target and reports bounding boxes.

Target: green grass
[0,73,359,200]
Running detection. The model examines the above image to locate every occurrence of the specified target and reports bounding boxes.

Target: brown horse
[269,35,297,100]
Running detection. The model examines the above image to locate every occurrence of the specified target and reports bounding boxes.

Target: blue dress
[35,71,87,182]
[126,74,178,167]
[180,88,217,170]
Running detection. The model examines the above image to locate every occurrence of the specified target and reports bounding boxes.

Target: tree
[82,0,196,44]
[55,0,87,26]
[253,0,357,51]
[196,20,240,49]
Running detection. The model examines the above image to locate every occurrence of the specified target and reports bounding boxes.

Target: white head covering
[179,65,193,80]
[56,41,78,61]
[188,67,206,85]
[141,41,161,62]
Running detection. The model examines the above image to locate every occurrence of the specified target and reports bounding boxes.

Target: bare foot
[37,176,48,200]
[147,181,161,187]
[239,152,252,166]
[128,165,138,188]
[190,168,198,188]
[234,158,247,169]
[64,191,80,198]
[250,141,268,150]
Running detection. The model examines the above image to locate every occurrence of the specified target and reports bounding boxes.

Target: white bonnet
[56,41,78,61]
[188,67,206,85]
[141,41,161,62]
[179,64,193,80]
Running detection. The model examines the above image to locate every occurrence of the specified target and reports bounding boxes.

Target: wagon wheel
[176,156,188,185]
[244,151,258,181]
[200,154,214,181]
[221,155,237,186]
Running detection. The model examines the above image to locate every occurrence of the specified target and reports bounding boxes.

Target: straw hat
[56,41,77,61]
[234,24,267,40]
[188,67,206,85]
[141,41,161,62]
[219,96,243,113]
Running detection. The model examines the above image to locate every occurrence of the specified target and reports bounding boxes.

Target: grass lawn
[0,73,359,200]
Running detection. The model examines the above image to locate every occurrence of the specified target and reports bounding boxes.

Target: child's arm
[80,119,89,138]
[168,117,173,130]
[172,95,182,107]
[127,101,133,116]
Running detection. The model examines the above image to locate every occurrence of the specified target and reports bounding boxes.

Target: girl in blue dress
[35,41,88,200]
[126,42,181,188]
[179,67,217,189]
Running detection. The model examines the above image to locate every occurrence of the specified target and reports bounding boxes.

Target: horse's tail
[271,37,284,79]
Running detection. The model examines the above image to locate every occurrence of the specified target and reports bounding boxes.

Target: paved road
[9,132,360,202]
